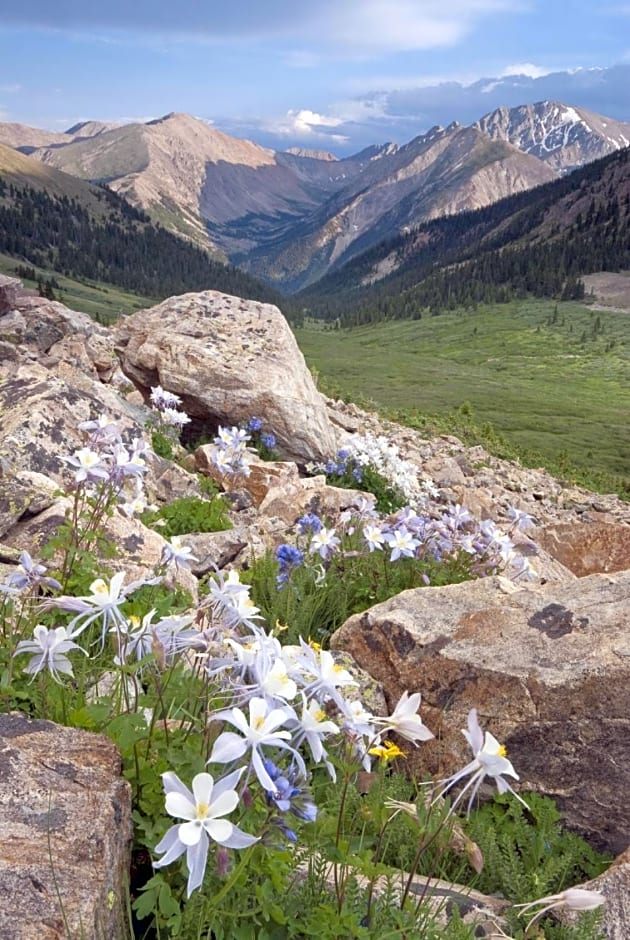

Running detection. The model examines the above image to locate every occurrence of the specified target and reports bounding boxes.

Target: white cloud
[264,108,349,143]
[500,62,554,78]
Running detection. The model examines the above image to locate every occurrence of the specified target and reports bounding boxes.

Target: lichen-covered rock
[0,361,146,481]
[0,470,58,539]
[565,846,630,939]
[114,290,336,462]
[331,570,630,855]
[0,713,132,940]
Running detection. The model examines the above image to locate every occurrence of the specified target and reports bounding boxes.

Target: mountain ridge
[1,99,629,291]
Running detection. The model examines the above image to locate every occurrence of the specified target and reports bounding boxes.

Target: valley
[295,299,630,494]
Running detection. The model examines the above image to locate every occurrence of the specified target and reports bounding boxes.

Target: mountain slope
[238,124,556,290]
[476,100,630,173]
[299,144,630,321]
[0,143,285,310]
[4,101,629,292]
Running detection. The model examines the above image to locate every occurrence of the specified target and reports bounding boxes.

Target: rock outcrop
[0,713,132,940]
[114,290,336,463]
[331,570,630,855]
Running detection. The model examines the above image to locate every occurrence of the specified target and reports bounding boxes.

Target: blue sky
[1,1,630,154]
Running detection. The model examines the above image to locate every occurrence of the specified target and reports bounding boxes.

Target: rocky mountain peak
[476,99,630,172]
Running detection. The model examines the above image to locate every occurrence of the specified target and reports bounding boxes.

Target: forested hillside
[0,177,285,309]
[300,146,630,325]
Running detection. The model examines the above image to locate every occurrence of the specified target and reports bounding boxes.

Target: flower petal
[191,772,214,808]
[179,820,203,846]
[209,731,248,764]
[165,792,196,821]
[185,831,209,897]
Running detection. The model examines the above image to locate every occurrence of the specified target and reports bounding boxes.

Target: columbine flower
[435,708,527,815]
[298,644,358,706]
[150,385,182,408]
[61,447,110,483]
[514,887,604,933]
[13,625,87,683]
[162,536,198,570]
[162,407,191,427]
[289,694,339,775]
[153,769,258,897]
[260,432,276,449]
[0,550,61,594]
[309,526,340,560]
[374,690,434,745]
[209,696,300,792]
[363,523,386,552]
[385,526,420,561]
[52,571,156,647]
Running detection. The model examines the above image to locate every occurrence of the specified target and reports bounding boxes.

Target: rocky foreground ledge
[0,276,629,937]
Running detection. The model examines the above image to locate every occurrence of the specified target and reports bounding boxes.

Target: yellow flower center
[314,709,326,722]
[308,638,322,652]
[196,802,209,819]
[254,716,266,730]
[498,744,507,757]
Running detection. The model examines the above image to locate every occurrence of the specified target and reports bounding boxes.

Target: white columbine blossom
[374,690,434,745]
[61,447,110,484]
[13,625,87,683]
[153,768,258,897]
[209,696,300,792]
[436,708,527,815]
[309,526,340,561]
[385,527,420,561]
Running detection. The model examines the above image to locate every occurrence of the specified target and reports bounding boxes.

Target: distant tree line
[0,179,289,315]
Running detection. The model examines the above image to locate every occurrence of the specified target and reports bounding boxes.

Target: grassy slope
[0,252,156,322]
[295,299,630,483]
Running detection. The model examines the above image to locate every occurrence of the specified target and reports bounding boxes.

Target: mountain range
[1,99,629,293]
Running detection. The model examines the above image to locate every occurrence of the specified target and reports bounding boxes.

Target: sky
[1,1,630,155]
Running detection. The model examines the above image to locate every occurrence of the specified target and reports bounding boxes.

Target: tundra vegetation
[0,396,608,939]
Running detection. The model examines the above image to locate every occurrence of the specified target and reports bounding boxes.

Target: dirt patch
[583,271,630,312]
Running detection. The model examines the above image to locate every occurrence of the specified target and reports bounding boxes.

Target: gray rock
[114,290,336,463]
[0,713,132,940]
[331,570,630,856]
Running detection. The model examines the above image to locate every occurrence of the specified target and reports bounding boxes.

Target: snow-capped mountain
[475,101,630,173]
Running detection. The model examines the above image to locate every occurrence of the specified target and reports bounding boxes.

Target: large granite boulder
[331,570,630,855]
[114,290,336,463]
[0,276,116,379]
[0,713,132,940]
[0,361,146,482]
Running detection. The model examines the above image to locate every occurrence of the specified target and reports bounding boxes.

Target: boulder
[331,570,630,855]
[565,846,630,939]
[0,712,132,940]
[0,361,147,482]
[537,522,630,576]
[114,290,336,463]
[0,470,58,539]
